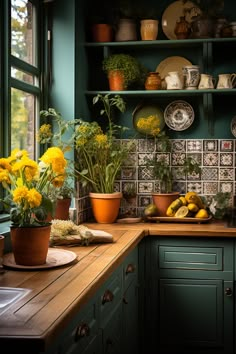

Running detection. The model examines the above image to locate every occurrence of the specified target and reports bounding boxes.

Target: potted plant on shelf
[144,133,201,216]
[74,93,134,223]
[102,53,148,90]
[0,147,67,266]
[38,108,80,220]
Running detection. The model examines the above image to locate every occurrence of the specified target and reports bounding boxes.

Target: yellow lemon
[195,209,209,218]
[175,206,189,218]
[188,203,199,213]
[179,196,187,206]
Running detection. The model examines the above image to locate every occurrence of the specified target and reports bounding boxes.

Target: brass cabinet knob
[125,263,135,274]
[225,287,233,296]
[102,289,114,304]
[75,323,90,341]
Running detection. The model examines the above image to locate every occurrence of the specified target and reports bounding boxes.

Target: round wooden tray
[3,248,78,270]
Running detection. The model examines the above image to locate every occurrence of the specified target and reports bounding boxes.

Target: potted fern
[102,53,147,90]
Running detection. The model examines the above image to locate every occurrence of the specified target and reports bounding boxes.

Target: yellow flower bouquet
[0,147,67,227]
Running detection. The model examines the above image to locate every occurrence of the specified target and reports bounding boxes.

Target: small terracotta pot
[108,70,125,91]
[89,192,122,223]
[54,198,71,220]
[91,24,113,42]
[152,192,180,217]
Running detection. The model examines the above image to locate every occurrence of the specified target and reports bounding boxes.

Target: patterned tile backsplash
[75,139,236,223]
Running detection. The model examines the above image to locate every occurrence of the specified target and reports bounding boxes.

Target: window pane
[11,88,35,157]
[11,0,34,65]
[11,67,35,85]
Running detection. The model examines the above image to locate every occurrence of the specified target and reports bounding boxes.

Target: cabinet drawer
[159,245,223,271]
[123,248,138,290]
[98,266,122,327]
[59,299,98,354]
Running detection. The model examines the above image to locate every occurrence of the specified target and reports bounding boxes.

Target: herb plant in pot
[75,93,134,223]
[102,53,147,91]
[0,147,67,265]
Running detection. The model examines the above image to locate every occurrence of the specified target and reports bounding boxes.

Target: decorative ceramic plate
[3,248,78,270]
[147,216,212,223]
[164,100,194,131]
[156,56,192,84]
[231,116,236,137]
[133,103,165,136]
[161,0,202,40]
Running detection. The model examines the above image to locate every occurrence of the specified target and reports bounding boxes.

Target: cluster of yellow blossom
[136,114,161,136]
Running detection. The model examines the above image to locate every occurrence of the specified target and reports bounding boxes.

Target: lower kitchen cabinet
[44,247,139,354]
[144,237,234,354]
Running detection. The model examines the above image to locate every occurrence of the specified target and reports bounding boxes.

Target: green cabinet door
[159,278,234,354]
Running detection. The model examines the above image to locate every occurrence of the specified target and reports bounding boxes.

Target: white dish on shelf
[164,100,194,131]
[231,116,236,137]
[156,56,192,83]
[161,0,202,40]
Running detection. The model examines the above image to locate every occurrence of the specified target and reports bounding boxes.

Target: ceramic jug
[216,73,236,89]
[182,65,200,90]
[165,71,183,90]
[198,74,215,89]
[140,19,158,40]
[115,19,137,41]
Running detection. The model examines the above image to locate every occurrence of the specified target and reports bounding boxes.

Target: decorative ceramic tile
[157,153,170,164]
[121,139,137,153]
[121,167,137,180]
[114,182,121,192]
[201,167,218,180]
[187,182,202,194]
[156,139,169,152]
[122,153,137,166]
[203,140,218,152]
[138,153,153,166]
[138,166,153,180]
[172,167,186,180]
[220,140,234,152]
[219,168,234,181]
[203,182,218,194]
[154,181,161,193]
[171,153,186,166]
[173,181,186,194]
[138,138,155,152]
[203,153,219,166]
[138,182,153,194]
[138,195,152,207]
[187,153,202,165]
[186,140,202,152]
[220,153,233,166]
[172,140,186,152]
[219,182,233,193]
[187,171,201,181]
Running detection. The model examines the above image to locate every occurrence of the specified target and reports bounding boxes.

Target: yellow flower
[94,134,109,148]
[40,147,67,175]
[26,188,42,208]
[37,124,53,143]
[12,186,29,204]
[12,156,39,182]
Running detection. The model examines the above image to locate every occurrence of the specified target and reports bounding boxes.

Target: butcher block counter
[0,220,236,353]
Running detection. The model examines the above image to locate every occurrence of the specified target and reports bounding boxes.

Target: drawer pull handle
[126,263,135,274]
[102,289,114,304]
[75,323,90,341]
[225,287,233,296]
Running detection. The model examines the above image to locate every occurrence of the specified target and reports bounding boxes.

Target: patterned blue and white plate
[164,100,194,131]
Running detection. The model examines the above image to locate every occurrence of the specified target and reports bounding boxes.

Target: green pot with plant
[102,53,147,90]
[74,93,134,223]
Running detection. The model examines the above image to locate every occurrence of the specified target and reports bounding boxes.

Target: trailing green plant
[102,53,148,89]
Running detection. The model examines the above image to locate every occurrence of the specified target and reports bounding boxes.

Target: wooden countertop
[0,220,236,352]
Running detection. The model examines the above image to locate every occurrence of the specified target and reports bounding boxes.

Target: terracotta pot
[10,225,51,266]
[108,70,126,91]
[152,192,180,217]
[91,24,113,42]
[89,192,122,223]
[54,198,71,220]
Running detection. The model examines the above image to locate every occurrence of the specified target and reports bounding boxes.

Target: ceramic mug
[182,65,200,90]
[165,71,183,90]
[198,74,215,89]
[216,73,236,89]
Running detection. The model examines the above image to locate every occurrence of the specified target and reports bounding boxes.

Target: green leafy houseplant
[0,147,67,227]
[102,54,147,89]
[75,93,134,193]
[38,108,81,200]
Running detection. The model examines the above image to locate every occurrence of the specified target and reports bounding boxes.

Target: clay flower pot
[89,192,122,223]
